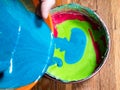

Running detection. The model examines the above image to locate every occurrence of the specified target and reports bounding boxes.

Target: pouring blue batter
[0,0,54,88]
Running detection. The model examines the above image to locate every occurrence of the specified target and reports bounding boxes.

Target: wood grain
[112,0,120,90]
[32,0,120,90]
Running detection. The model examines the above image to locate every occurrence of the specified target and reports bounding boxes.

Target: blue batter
[0,0,54,88]
[53,28,86,65]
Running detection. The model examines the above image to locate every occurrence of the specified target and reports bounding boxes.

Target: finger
[41,0,55,19]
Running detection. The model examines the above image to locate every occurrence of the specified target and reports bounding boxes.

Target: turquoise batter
[0,0,53,88]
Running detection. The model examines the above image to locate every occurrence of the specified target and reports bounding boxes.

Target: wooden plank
[77,0,97,11]
[61,0,70,5]
[112,0,120,90]
[32,77,56,90]
[55,0,97,10]
[72,74,100,90]
[55,81,66,90]
[55,0,62,7]
[114,28,120,90]
[65,83,72,90]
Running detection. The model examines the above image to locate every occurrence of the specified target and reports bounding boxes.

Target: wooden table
[32,0,120,90]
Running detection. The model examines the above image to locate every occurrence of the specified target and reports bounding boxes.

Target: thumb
[41,0,55,19]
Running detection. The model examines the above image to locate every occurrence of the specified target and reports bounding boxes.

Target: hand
[41,0,55,19]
